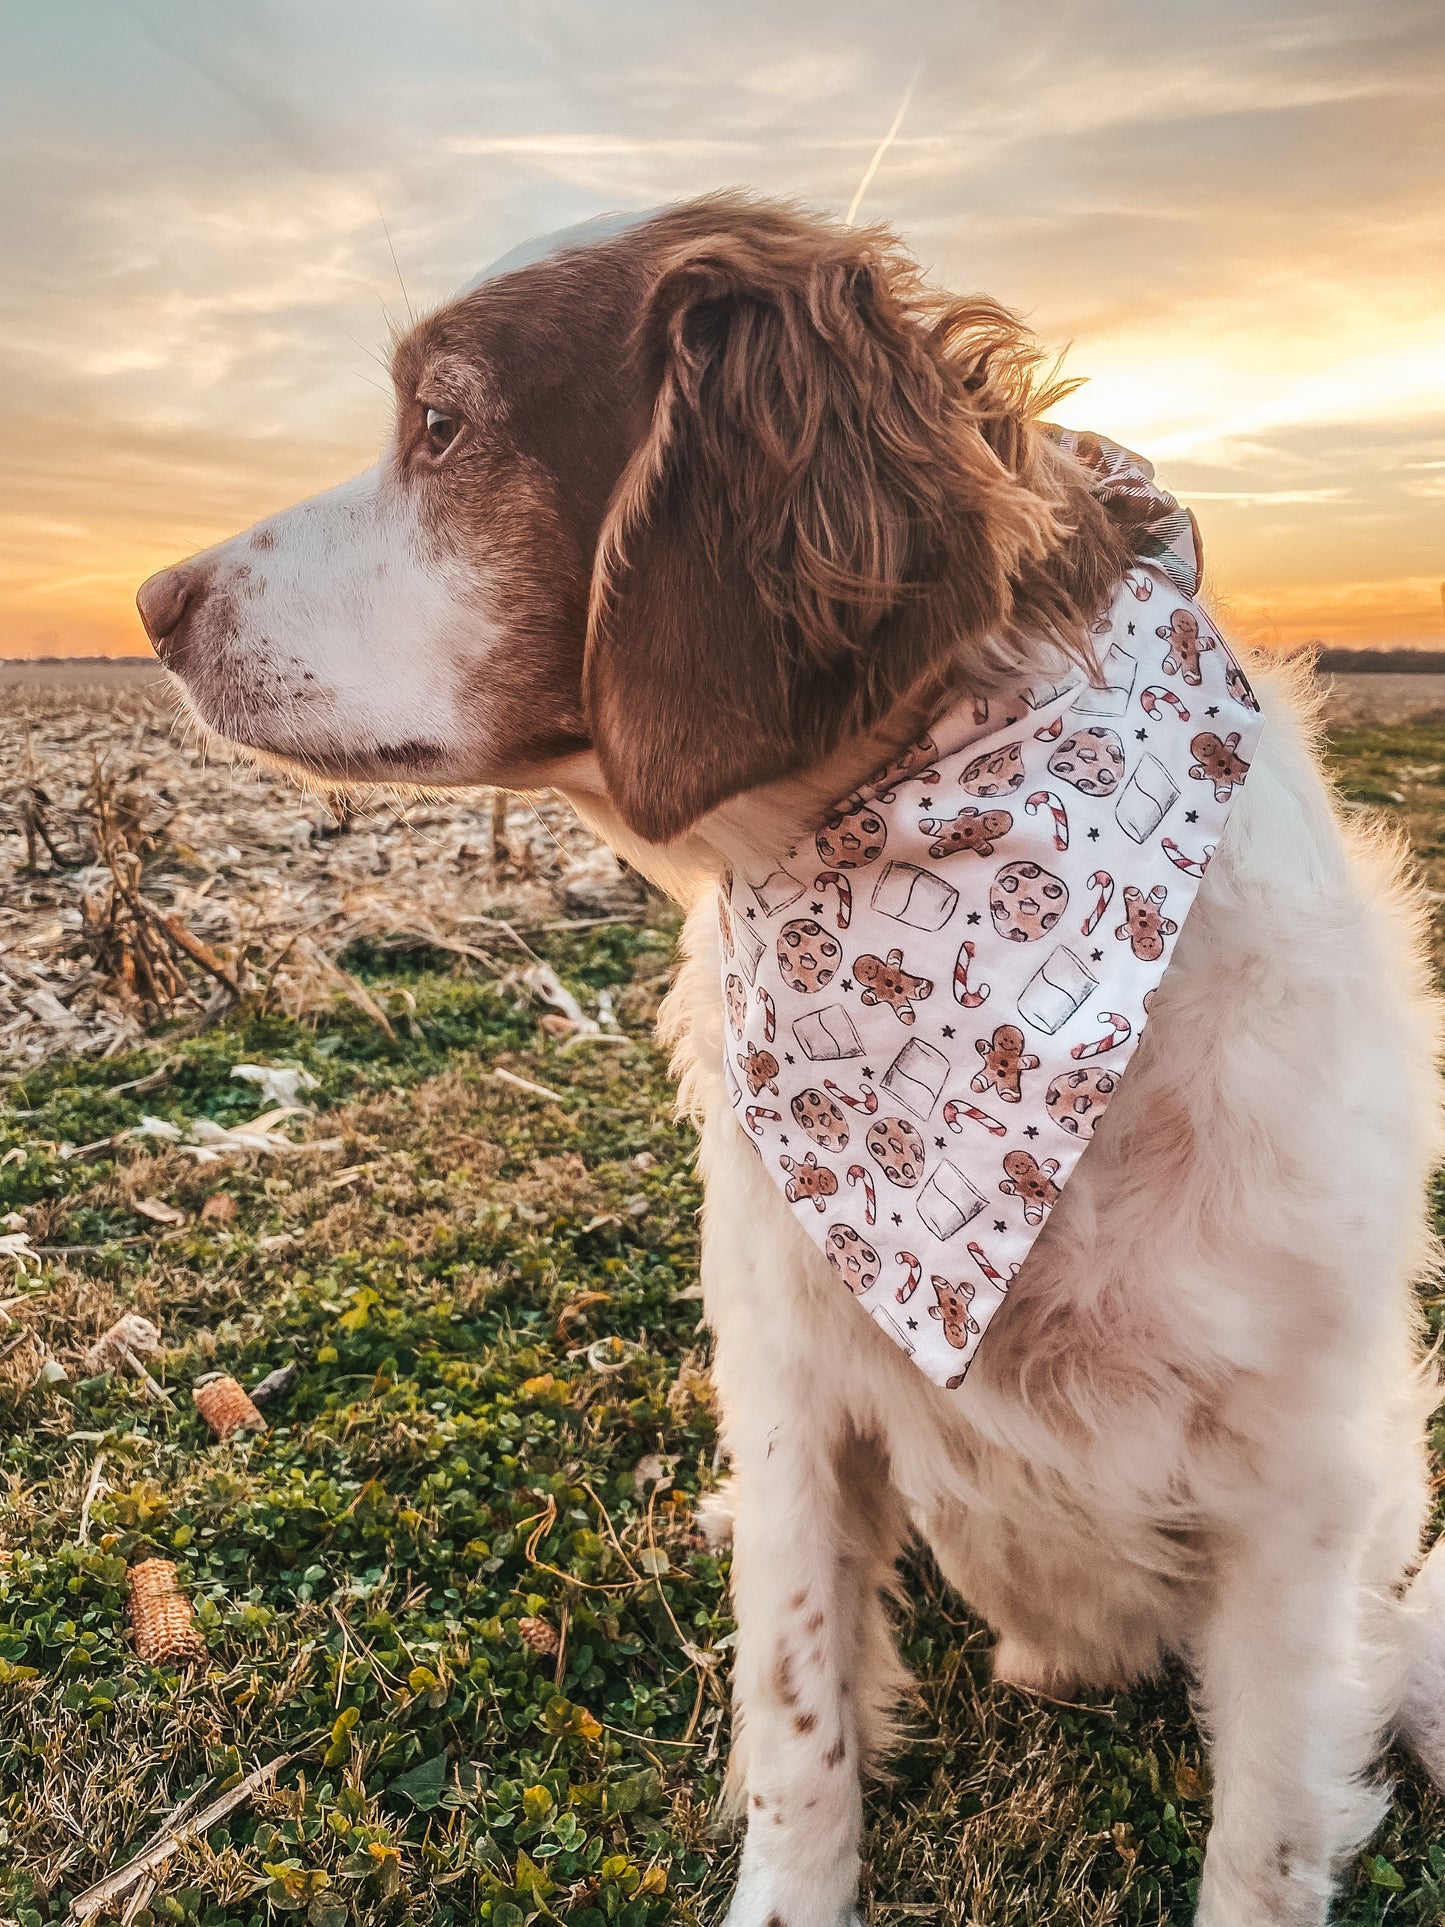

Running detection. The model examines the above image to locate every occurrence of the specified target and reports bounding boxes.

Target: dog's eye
[424,407,460,454]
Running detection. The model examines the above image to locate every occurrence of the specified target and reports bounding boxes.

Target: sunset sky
[2,0,1442,658]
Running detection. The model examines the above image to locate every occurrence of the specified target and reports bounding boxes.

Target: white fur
[640,658,1443,1927]
[172,464,498,781]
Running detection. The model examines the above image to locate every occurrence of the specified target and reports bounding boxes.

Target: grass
[1,724,1444,1927]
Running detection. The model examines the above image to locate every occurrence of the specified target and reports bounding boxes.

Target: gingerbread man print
[738,1044,780,1097]
[999,1149,1061,1225]
[971,1023,1040,1104]
[1116,884,1178,962]
[853,948,934,1024]
[919,805,1013,860]
[1189,731,1251,801]
[780,1151,839,1211]
[1157,608,1214,686]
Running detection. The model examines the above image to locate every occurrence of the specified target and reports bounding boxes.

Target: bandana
[718,491,1262,1389]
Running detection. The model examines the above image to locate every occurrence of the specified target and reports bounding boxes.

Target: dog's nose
[136,566,195,661]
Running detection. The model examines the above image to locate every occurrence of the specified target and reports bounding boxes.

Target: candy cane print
[846,1164,877,1225]
[812,870,853,930]
[895,1251,923,1303]
[1141,685,1190,722]
[824,1077,879,1115]
[1162,837,1215,877]
[952,939,991,1008]
[1125,573,1154,602]
[966,1241,1009,1290]
[942,1098,1007,1138]
[1033,712,1064,742]
[1071,1011,1131,1060]
[972,697,990,726]
[745,1106,781,1137]
[1081,870,1115,936]
[1024,790,1069,852]
[755,986,776,1041]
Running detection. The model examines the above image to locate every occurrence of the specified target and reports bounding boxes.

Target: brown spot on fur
[790,1591,807,1609]
[804,1610,824,1633]
[251,527,274,551]
[773,1650,799,1707]
[794,1710,817,1734]
[751,1793,765,1810]
[823,1735,847,1768]
[767,1916,788,1927]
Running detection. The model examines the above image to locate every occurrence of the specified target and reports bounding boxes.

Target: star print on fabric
[891,1212,903,1225]
[1206,705,1219,717]
[1087,826,1100,840]
[966,911,982,926]
[1135,728,1148,741]
[919,794,935,809]
[784,1053,795,1065]
[906,1317,918,1330]
[1185,810,1198,824]
[1024,1124,1039,1138]
[942,1025,955,1039]
[1091,949,1103,962]
[779,1135,789,1145]
[993,1220,1007,1234]
[840,978,853,992]
[935,1137,946,1149]
[1127,621,1136,635]
[745,907,756,920]
[862,1069,874,1081]
[810,902,823,915]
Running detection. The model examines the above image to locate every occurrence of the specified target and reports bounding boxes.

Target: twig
[488,1067,567,1104]
[64,1751,297,1923]
[77,1449,107,1544]
[120,1343,175,1407]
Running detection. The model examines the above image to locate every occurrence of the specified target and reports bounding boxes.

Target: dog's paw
[720,1859,861,1927]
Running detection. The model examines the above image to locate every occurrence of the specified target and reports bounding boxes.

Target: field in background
[2,673,1445,1927]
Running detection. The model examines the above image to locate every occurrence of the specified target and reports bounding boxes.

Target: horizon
[2,0,1442,661]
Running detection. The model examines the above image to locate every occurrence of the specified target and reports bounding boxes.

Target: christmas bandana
[718,565,1263,1390]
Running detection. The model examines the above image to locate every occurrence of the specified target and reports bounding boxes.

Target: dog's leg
[718,1412,907,1927]
[1193,1518,1393,1927]
[1399,1534,1445,1784]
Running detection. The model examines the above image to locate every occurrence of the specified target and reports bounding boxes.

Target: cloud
[2,0,1443,651]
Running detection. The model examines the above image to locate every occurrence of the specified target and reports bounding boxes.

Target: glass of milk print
[749,869,805,916]
[1114,752,1180,844]
[870,861,960,931]
[916,1160,987,1239]
[792,1004,865,1063]
[1017,947,1099,1035]
[1070,645,1137,719]
[734,918,766,984]
[880,1038,949,1118]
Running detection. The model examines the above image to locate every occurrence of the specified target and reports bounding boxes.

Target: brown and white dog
[137,195,1445,1927]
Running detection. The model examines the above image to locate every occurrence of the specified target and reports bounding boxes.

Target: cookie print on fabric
[721,562,1264,1392]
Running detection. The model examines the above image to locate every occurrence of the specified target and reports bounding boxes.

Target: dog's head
[137,194,1126,844]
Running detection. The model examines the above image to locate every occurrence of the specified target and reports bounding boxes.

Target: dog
[136,194,1445,1927]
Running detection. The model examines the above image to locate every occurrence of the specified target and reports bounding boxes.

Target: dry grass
[0,680,1443,1927]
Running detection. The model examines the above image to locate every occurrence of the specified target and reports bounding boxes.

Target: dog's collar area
[718,561,1262,1391]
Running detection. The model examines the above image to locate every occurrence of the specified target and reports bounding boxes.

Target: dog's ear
[583,212,1089,844]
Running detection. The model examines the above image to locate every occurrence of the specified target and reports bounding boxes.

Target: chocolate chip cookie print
[720,553,1264,1393]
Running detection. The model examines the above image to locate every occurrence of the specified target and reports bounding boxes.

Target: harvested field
[1,671,1444,1927]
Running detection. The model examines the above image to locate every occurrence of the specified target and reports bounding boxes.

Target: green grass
[1,728,1444,1927]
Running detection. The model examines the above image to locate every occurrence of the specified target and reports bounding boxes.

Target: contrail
[846,64,923,226]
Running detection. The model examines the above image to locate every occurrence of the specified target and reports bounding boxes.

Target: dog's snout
[136,566,197,662]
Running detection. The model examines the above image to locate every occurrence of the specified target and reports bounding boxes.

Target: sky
[1,0,1442,658]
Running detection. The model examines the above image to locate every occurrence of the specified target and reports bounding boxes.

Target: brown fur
[582,196,1131,841]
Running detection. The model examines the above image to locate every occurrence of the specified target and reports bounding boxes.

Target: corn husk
[127,1558,206,1664]
[192,1373,267,1439]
